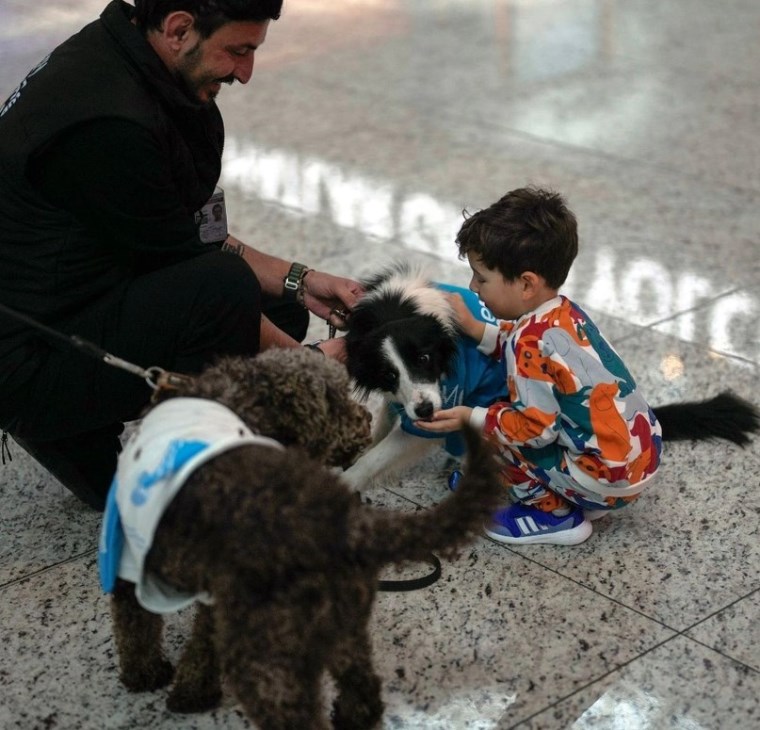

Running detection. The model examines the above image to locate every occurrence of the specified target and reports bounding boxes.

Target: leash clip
[145,367,195,401]
[327,306,350,338]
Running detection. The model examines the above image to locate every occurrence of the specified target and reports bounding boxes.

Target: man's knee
[199,251,262,313]
[171,252,263,368]
[206,253,309,343]
[263,298,310,343]
[13,426,122,511]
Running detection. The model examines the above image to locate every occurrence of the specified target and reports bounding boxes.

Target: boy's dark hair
[456,187,578,289]
[134,0,283,38]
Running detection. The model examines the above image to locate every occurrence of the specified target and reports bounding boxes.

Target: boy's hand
[446,293,485,342]
[413,406,473,433]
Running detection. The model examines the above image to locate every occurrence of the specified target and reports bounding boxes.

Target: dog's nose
[414,401,434,420]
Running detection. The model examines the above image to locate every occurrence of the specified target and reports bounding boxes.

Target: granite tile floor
[1,1,760,728]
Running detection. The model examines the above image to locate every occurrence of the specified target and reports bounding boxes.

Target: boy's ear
[520,271,541,296]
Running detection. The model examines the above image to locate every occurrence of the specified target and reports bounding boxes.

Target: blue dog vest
[393,283,507,457]
[99,398,283,614]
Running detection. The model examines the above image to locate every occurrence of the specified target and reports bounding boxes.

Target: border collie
[342,264,760,488]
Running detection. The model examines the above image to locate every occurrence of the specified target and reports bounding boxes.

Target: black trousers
[4,252,309,510]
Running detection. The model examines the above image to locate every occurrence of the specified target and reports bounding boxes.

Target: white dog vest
[98,397,283,614]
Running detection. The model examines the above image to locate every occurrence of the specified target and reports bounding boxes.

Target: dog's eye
[419,354,431,365]
[382,370,398,389]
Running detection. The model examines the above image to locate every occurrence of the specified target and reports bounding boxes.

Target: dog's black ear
[344,303,378,340]
[343,305,381,382]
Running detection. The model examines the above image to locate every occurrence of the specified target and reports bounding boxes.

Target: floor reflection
[222,139,759,361]
[573,682,707,730]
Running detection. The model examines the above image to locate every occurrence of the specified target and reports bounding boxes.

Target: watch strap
[283,262,310,302]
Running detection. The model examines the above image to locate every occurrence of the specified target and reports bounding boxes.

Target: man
[0,0,361,510]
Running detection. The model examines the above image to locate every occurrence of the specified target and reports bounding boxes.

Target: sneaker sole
[484,518,593,546]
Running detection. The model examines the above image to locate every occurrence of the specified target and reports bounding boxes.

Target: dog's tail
[654,391,760,446]
[351,426,504,567]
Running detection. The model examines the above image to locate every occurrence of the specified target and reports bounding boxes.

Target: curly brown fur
[109,348,502,729]
[164,348,373,467]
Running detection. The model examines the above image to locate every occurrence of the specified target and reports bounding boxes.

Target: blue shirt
[393,283,508,456]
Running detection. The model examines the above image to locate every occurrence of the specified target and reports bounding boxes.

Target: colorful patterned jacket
[471,296,662,497]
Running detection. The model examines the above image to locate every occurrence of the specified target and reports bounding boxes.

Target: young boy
[415,187,662,546]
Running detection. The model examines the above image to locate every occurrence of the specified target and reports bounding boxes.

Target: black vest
[0,0,224,382]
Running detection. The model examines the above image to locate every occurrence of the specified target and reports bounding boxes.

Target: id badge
[195,186,228,244]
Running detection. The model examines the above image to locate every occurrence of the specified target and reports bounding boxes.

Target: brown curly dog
[107,347,502,730]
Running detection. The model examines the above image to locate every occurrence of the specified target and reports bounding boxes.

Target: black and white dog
[342,264,760,488]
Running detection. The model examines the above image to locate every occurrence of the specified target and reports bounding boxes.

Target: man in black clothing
[0,0,363,509]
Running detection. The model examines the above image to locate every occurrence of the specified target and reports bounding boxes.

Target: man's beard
[176,42,235,106]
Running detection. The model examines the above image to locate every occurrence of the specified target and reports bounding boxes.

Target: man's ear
[161,11,196,51]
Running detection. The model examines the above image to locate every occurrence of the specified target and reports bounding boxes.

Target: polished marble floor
[2,1,760,728]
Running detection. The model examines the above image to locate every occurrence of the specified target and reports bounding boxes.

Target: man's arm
[223,234,364,330]
[222,235,290,297]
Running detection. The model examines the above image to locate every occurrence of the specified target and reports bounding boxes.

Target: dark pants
[4,252,309,510]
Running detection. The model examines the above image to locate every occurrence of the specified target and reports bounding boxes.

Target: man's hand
[413,406,473,433]
[313,337,347,363]
[303,271,364,329]
[223,238,363,330]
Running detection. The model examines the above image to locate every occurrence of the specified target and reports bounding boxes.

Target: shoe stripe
[516,515,548,534]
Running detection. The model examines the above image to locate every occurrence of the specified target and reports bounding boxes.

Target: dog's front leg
[368,401,396,447]
[111,579,174,692]
[342,426,440,490]
[166,603,222,713]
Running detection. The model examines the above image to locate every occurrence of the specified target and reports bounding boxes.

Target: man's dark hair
[455,186,578,289]
[134,0,283,38]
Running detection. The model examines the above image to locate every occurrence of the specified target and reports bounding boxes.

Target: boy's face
[467,254,529,320]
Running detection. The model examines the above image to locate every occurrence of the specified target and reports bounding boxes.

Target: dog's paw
[332,702,383,730]
[120,658,174,692]
[166,686,222,714]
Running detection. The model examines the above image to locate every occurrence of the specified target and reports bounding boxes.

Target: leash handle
[377,553,442,592]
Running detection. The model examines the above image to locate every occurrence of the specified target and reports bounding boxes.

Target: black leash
[1,302,443,592]
[0,301,192,464]
[0,301,187,392]
[378,553,442,592]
